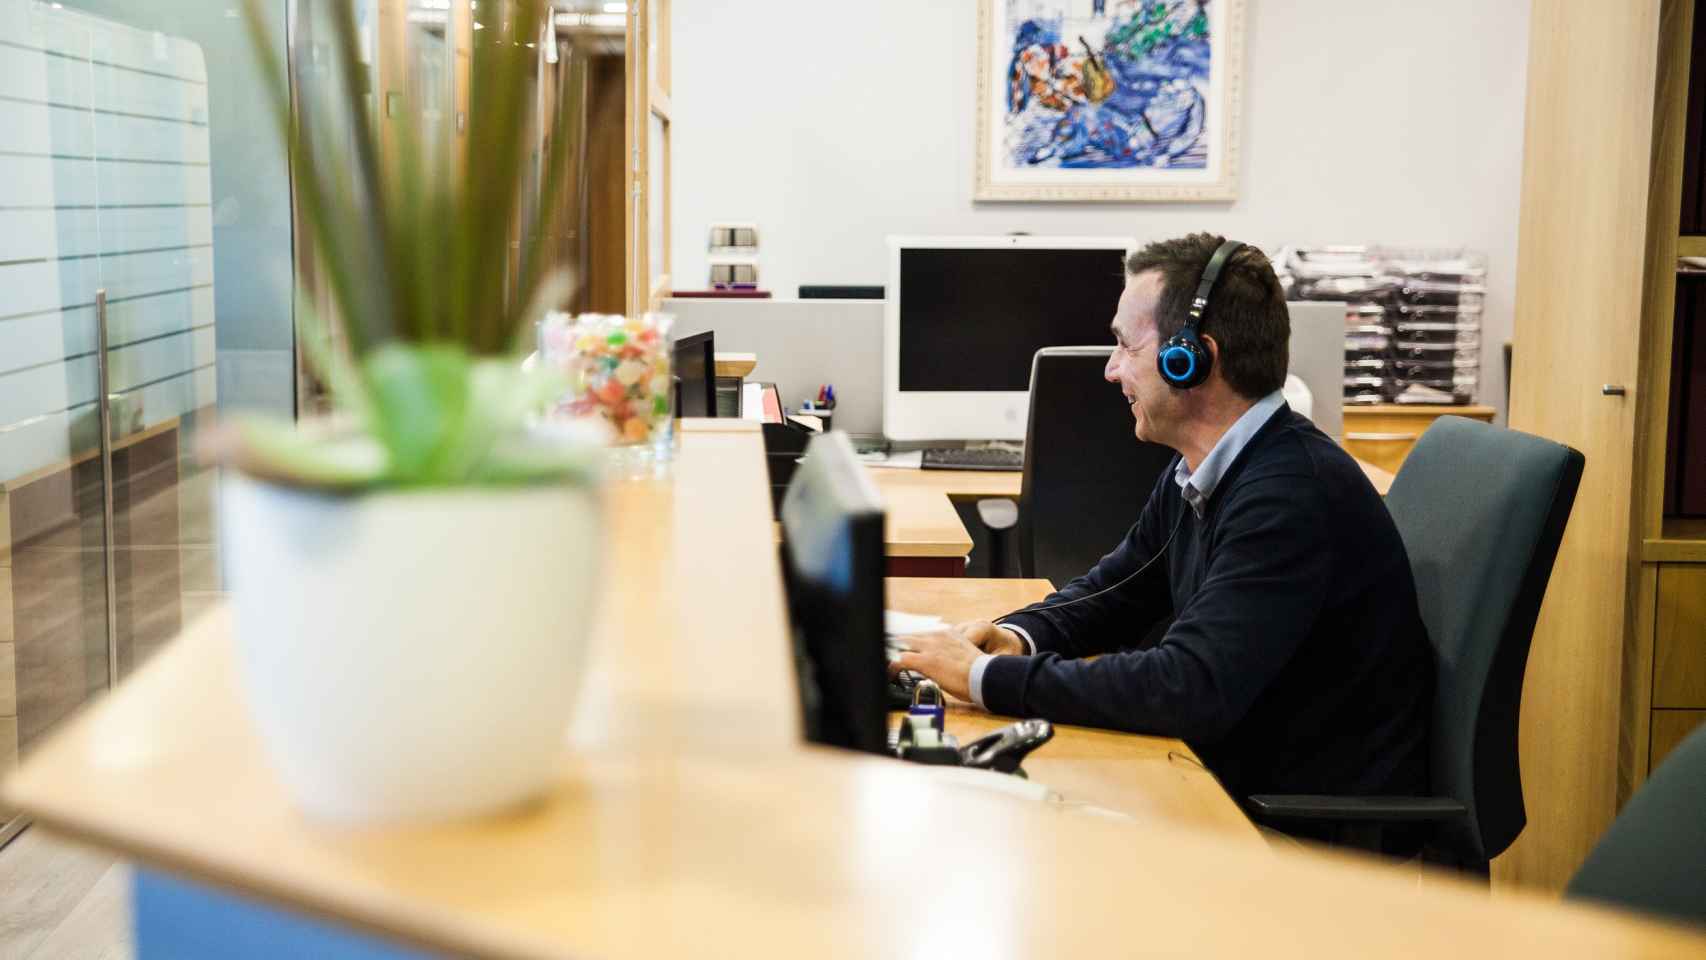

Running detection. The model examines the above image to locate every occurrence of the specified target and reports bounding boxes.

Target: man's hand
[889,622,1025,703]
[889,629,981,702]
[951,621,1028,657]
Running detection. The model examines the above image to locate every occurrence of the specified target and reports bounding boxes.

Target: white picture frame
[975,0,1245,203]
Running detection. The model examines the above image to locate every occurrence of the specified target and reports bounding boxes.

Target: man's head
[1105,233,1290,445]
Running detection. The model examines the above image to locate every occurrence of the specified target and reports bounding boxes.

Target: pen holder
[799,404,834,432]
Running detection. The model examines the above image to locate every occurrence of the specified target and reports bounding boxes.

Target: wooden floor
[0,826,130,960]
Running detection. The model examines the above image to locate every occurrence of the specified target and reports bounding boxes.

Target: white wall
[670,0,1531,420]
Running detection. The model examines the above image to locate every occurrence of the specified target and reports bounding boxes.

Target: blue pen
[826,384,835,405]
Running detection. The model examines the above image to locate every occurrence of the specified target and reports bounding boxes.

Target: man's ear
[1201,333,1221,366]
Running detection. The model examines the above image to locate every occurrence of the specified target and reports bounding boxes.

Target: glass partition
[0,0,293,844]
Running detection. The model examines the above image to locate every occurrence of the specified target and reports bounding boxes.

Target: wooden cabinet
[1341,405,1496,474]
[1642,565,1706,775]
[1500,0,1706,892]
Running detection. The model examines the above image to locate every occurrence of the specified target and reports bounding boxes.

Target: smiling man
[893,234,1435,848]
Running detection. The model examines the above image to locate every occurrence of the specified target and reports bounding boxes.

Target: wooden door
[1501,1,1664,891]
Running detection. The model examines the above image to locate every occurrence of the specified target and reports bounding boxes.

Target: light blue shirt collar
[1173,390,1286,517]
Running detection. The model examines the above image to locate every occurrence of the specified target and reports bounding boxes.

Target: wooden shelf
[713,352,756,378]
[1644,517,1706,562]
[1677,235,1706,257]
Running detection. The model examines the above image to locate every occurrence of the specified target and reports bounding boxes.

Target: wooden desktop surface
[867,454,1395,561]
[7,431,1704,959]
[886,577,1261,841]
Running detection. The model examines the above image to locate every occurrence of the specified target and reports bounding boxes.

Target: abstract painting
[976,0,1244,202]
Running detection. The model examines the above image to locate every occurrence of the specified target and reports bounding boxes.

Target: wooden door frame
[624,0,670,314]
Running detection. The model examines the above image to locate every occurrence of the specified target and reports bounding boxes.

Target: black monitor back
[779,431,889,754]
[1019,347,1177,585]
[674,330,715,418]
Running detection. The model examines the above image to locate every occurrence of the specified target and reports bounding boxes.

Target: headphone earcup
[1157,333,1211,389]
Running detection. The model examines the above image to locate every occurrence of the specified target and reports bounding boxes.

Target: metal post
[94,289,119,688]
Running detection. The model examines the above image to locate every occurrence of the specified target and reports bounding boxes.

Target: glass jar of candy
[538,312,675,470]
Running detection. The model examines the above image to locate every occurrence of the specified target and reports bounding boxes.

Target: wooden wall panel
[1502,0,1664,891]
[0,716,15,782]
[0,636,14,719]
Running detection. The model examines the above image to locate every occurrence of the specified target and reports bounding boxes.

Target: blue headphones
[1156,239,1245,389]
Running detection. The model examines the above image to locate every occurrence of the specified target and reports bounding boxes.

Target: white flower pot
[222,473,601,824]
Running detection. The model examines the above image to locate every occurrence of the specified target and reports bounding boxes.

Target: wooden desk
[8,430,1704,959]
[867,453,1394,577]
[866,467,1006,575]
[887,577,1260,840]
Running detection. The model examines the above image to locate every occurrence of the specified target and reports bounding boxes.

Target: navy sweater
[987,408,1433,804]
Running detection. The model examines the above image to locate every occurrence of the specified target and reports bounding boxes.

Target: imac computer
[779,431,890,754]
[884,235,1134,441]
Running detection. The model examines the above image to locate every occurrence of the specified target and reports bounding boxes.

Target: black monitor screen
[673,330,715,418]
[779,432,888,755]
[899,247,1127,392]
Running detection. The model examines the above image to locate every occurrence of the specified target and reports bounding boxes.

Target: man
[894,234,1434,834]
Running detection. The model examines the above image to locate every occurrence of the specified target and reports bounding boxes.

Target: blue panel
[133,869,443,960]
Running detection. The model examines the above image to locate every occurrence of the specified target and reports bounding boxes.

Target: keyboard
[920,447,1023,471]
[886,669,922,710]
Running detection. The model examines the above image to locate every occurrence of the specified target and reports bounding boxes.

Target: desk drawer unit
[1341,404,1496,474]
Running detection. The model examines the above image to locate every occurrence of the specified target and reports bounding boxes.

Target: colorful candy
[538,312,675,446]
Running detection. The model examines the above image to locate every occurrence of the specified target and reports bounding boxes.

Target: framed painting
[975,0,1245,203]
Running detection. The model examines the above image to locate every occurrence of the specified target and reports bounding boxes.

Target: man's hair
[1124,233,1290,399]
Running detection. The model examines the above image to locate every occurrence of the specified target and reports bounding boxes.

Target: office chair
[1566,724,1706,928]
[1248,416,1584,874]
[977,347,1176,583]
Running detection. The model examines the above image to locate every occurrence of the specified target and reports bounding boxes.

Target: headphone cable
[1003,503,1187,619]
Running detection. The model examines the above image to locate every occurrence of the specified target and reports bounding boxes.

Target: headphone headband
[1157,239,1245,389]
[1186,239,1246,328]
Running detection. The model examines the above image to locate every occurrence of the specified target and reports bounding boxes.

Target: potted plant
[214,0,604,823]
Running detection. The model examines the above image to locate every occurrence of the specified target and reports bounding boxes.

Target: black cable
[1005,504,1188,617]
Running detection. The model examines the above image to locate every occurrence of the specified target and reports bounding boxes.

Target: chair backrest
[1018,347,1176,585]
[1567,723,1706,927]
[1382,416,1584,863]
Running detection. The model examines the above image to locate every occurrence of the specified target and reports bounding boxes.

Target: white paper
[885,609,948,636]
[864,450,923,470]
[740,382,766,421]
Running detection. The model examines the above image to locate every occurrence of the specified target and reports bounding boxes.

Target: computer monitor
[673,330,716,418]
[779,431,889,754]
[884,235,1134,441]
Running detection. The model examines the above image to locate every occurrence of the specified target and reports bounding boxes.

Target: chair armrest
[976,498,1018,532]
[1245,794,1468,823]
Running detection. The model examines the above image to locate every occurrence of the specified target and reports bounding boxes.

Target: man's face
[1104,271,1181,445]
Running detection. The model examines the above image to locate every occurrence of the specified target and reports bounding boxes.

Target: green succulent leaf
[220,418,388,491]
[361,343,475,483]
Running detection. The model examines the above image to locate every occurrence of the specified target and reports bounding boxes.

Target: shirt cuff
[995,621,1037,655]
[968,654,995,709]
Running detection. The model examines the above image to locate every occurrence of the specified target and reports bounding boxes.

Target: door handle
[1601,384,1627,396]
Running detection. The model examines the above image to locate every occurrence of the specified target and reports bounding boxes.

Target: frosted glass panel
[0,2,217,481]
